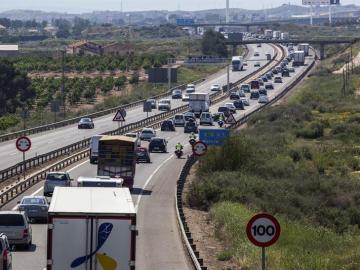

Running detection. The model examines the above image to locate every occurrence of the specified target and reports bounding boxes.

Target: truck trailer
[293,51,305,66]
[97,136,137,189]
[46,187,136,270]
[298,43,310,56]
[231,56,243,71]
[189,92,210,117]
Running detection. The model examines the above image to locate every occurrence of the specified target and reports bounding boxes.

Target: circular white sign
[16,136,31,152]
[246,213,281,247]
[192,141,207,156]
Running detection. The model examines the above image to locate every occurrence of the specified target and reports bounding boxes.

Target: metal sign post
[16,136,32,180]
[246,213,281,270]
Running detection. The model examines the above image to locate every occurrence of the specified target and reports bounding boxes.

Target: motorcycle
[175,149,183,159]
[218,120,224,128]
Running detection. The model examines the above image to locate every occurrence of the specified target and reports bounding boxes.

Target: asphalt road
[0,44,273,171]
[0,44,318,270]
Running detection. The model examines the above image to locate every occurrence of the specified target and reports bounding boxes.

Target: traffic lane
[0,44,266,170]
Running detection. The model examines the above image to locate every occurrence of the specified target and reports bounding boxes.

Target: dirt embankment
[333,52,360,74]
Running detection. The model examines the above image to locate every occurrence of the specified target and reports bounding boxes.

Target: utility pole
[310,4,313,26]
[226,0,230,24]
[329,4,332,25]
[168,58,172,90]
[61,49,66,119]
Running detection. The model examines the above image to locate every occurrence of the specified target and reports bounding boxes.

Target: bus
[231,56,243,71]
[97,135,137,189]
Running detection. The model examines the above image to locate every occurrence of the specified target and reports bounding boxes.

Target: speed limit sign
[246,213,281,247]
[192,141,208,156]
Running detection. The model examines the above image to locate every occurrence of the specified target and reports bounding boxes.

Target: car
[78,118,94,129]
[254,62,261,67]
[140,128,156,141]
[258,95,269,104]
[238,90,246,97]
[43,172,71,197]
[225,103,237,114]
[233,100,245,110]
[146,99,157,109]
[288,67,295,73]
[275,66,282,73]
[184,121,199,133]
[240,84,251,93]
[274,76,283,83]
[250,80,260,90]
[182,94,190,102]
[254,52,260,57]
[0,211,32,249]
[16,196,49,222]
[266,73,273,80]
[172,89,182,99]
[186,86,195,93]
[240,97,250,106]
[210,84,221,91]
[259,88,267,96]
[282,69,290,77]
[200,112,214,126]
[218,106,231,117]
[158,99,171,111]
[265,83,274,90]
[261,76,268,82]
[272,69,278,75]
[212,112,225,122]
[230,92,240,100]
[125,132,141,147]
[184,112,196,122]
[257,78,264,86]
[161,120,175,131]
[174,114,185,127]
[136,147,151,163]
[0,233,12,270]
[250,90,260,99]
[149,137,168,153]
[257,43,262,47]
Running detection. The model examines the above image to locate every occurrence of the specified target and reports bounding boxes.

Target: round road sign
[246,213,281,247]
[192,141,208,156]
[16,136,31,152]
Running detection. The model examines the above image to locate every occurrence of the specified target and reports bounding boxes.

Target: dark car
[230,92,240,100]
[136,147,151,163]
[261,76,268,82]
[250,80,260,90]
[282,69,290,77]
[265,83,274,90]
[184,121,199,133]
[274,77,283,83]
[217,106,231,117]
[161,120,175,131]
[266,73,273,80]
[259,88,267,96]
[149,138,167,153]
[233,100,245,110]
[78,118,94,129]
[272,69,278,75]
[147,99,157,109]
[250,91,260,100]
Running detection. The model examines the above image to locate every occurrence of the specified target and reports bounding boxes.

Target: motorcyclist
[189,132,197,141]
[175,142,183,152]
[218,113,225,123]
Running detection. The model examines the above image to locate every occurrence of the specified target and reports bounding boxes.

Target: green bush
[0,115,21,130]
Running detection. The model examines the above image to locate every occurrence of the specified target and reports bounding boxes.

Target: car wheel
[147,159,151,163]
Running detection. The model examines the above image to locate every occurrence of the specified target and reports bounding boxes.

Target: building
[0,45,19,57]
[67,40,132,56]
[0,24,7,33]
[44,25,58,36]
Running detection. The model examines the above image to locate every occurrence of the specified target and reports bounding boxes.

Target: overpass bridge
[225,38,359,59]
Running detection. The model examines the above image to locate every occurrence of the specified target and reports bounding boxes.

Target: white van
[89,135,103,164]
[200,112,214,126]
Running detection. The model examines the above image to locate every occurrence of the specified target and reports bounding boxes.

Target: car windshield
[218,107,228,112]
[0,214,24,226]
[142,130,154,134]
[175,115,183,120]
[21,198,46,205]
[151,139,164,144]
[46,173,68,181]
[187,122,196,127]
[81,118,91,123]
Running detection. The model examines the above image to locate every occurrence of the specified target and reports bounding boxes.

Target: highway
[0,44,316,270]
[0,44,274,171]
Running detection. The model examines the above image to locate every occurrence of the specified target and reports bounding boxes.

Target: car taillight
[23,229,29,238]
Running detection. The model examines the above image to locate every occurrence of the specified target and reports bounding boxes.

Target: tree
[201,29,228,57]
[72,17,90,37]
[0,60,35,116]
[54,19,71,39]
[129,72,139,84]
[115,76,127,91]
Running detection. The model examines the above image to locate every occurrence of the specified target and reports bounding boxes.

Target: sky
[0,0,359,13]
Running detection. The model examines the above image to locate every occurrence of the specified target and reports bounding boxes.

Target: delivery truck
[281,32,289,40]
[189,92,210,117]
[298,43,309,56]
[231,56,244,71]
[97,136,137,189]
[273,31,281,40]
[46,187,137,270]
[293,51,305,66]
[264,29,273,39]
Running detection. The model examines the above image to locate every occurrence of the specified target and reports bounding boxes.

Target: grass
[186,48,360,268]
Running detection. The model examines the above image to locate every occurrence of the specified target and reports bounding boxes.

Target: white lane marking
[134,154,174,212]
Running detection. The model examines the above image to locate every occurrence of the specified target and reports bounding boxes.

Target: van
[200,112,214,126]
[89,135,103,164]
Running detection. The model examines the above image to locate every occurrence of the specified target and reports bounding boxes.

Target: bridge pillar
[246,25,250,33]
[232,45,237,56]
[194,26,198,35]
[320,44,325,59]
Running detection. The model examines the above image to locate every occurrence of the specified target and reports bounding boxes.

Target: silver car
[0,211,32,249]
[17,196,49,222]
[0,233,12,270]
[240,97,250,106]
[43,172,71,197]
[140,128,156,141]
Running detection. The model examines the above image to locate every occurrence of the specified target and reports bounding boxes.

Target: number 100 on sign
[246,213,281,247]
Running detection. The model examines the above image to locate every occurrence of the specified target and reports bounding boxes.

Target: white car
[174,114,186,127]
[186,84,195,93]
[125,132,141,147]
[210,84,221,91]
[225,103,237,114]
[240,97,250,106]
[182,94,190,102]
[199,112,214,126]
[158,99,171,111]
[140,128,156,141]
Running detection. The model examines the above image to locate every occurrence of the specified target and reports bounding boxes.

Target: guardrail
[0,78,206,143]
[0,45,283,208]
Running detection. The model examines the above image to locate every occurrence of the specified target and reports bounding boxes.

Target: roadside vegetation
[187,43,360,269]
